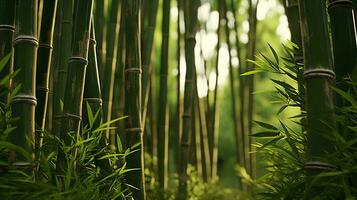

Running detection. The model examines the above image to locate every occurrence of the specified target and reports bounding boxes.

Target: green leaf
[268,43,279,66]
[0,53,11,73]
[241,70,262,76]
[332,87,357,108]
[254,120,278,130]
[250,131,280,137]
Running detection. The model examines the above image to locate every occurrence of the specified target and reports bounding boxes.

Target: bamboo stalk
[223,0,243,188]
[0,0,15,104]
[10,0,39,168]
[298,0,337,197]
[123,0,145,198]
[101,0,121,144]
[157,0,171,191]
[177,0,198,198]
[141,0,159,128]
[56,0,93,174]
[328,0,357,98]
[35,0,58,130]
[52,0,74,135]
[246,0,259,179]
[95,0,107,80]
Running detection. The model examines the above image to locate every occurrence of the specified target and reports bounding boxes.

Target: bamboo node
[89,38,96,45]
[83,98,103,104]
[328,0,353,9]
[11,94,37,106]
[37,86,49,92]
[303,68,335,79]
[14,35,39,46]
[182,114,191,118]
[39,43,53,49]
[185,33,196,40]
[125,68,142,74]
[304,161,336,171]
[68,56,88,65]
[0,25,15,31]
[125,127,142,132]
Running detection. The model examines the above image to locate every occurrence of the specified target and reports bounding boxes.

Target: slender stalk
[56,0,93,174]
[0,0,15,104]
[95,0,107,80]
[82,19,111,173]
[209,1,223,181]
[123,0,145,199]
[298,0,336,197]
[10,0,38,167]
[223,0,243,188]
[157,0,171,190]
[52,0,74,135]
[35,0,58,130]
[246,0,259,179]
[102,0,121,143]
[141,0,159,128]
[177,0,198,198]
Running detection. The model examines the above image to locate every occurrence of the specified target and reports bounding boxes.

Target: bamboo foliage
[0,0,15,104]
[123,0,145,199]
[10,0,39,166]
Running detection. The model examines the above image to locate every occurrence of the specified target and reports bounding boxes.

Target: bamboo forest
[1,0,357,199]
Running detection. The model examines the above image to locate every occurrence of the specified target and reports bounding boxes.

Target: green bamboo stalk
[101,0,121,144]
[141,0,159,128]
[10,0,38,167]
[177,0,198,198]
[149,71,158,169]
[94,0,107,80]
[195,91,211,182]
[193,94,203,179]
[223,0,243,188]
[175,0,183,174]
[298,0,337,197]
[0,0,15,104]
[56,0,93,173]
[328,0,357,96]
[246,0,259,179]
[35,0,58,130]
[52,0,74,135]
[83,19,111,173]
[123,0,145,199]
[209,1,223,181]
[157,0,171,190]
[111,6,126,151]
[46,0,63,132]
[229,0,247,178]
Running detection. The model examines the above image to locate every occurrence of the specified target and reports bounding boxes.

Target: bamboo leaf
[254,120,278,130]
[241,70,262,76]
[250,131,280,137]
[268,43,279,66]
[0,53,11,72]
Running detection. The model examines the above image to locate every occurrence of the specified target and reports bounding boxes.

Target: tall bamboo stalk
[223,0,243,188]
[0,0,15,104]
[298,0,337,197]
[95,0,106,79]
[141,0,159,127]
[102,0,121,144]
[157,0,171,190]
[246,0,259,179]
[10,0,38,167]
[123,0,145,199]
[328,0,357,96]
[56,0,93,173]
[177,0,198,198]
[35,0,58,130]
[209,1,223,181]
[52,0,74,135]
